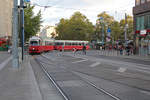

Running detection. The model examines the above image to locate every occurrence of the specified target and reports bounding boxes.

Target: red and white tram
[54,40,89,51]
[29,36,54,54]
[29,36,90,54]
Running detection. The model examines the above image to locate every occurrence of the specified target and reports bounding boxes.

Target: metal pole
[125,13,127,44]
[20,0,24,60]
[12,0,19,68]
[102,22,105,45]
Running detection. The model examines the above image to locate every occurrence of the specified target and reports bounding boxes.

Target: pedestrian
[119,45,123,55]
[126,45,130,56]
[82,45,86,55]
[73,48,77,56]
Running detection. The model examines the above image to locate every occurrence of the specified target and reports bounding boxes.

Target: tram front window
[30,41,39,46]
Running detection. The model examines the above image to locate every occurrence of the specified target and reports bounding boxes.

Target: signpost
[24,0,30,2]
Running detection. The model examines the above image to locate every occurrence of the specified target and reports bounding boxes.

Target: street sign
[107,28,111,37]
[140,30,147,35]
[24,0,30,2]
[107,28,111,33]
[99,17,103,20]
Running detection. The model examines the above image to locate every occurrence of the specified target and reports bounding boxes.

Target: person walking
[119,45,123,55]
[126,45,130,56]
[82,45,86,55]
[73,48,77,56]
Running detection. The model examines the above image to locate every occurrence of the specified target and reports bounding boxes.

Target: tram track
[35,55,121,100]
[35,57,70,100]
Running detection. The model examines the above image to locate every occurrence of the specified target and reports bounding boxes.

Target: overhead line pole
[124,13,127,44]
[12,0,19,68]
[20,0,25,61]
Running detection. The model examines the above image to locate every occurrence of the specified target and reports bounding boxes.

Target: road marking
[72,59,88,63]
[90,62,101,67]
[0,56,12,71]
[140,91,150,96]
[118,67,127,73]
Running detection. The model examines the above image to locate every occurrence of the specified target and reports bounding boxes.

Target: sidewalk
[96,50,150,61]
[0,54,42,100]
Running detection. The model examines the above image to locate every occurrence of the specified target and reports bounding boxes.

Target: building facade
[0,0,13,38]
[133,0,150,55]
[40,26,57,39]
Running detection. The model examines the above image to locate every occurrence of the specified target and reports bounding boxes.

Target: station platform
[0,53,42,100]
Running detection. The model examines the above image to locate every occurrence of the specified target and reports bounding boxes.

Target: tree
[24,4,42,41]
[120,15,134,40]
[95,12,134,43]
[96,12,115,42]
[111,21,121,41]
[56,12,94,41]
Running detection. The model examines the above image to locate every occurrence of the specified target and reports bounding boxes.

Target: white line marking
[90,62,101,67]
[118,67,127,73]
[140,91,150,96]
[72,59,88,63]
[0,56,12,71]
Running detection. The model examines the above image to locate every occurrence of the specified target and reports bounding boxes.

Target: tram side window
[55,42,62,45]
[65,42,71,46]
[60,42,64,45]
[79,43,82,46]
[47,42,53,45]
[72,42,77,45]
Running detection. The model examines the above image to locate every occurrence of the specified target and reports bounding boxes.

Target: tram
[54,40,89,51]
[29,36,54,54]
[29,36,90,54]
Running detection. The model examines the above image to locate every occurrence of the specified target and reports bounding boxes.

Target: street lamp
[20,0,30,61]
[99,17,104,45]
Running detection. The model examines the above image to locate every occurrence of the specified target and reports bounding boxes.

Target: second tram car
[54,40,89,51]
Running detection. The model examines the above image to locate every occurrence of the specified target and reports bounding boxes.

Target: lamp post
[124,13,128,45]
[20,0,25,61]
[12,0,19,68]
[100,17,104,45]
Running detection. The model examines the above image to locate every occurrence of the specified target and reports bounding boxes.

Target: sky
[30,0,135,26]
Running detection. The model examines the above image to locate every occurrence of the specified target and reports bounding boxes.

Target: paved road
[0,52,11,64]
[86,50,150,66]
[33,51,150,100]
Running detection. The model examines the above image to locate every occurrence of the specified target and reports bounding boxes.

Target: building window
[136,15,150,30]
[147,0,150,2]
[136,17,141,30]
[148,15,150,29]
[136,0,141,5]
[141,0,146,4]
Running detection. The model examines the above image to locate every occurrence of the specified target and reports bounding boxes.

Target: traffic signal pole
[12,0,19,68]
[125,13,127,44]
[20,0,24,60]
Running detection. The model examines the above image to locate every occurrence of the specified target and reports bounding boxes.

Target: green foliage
[120,15,134,40]
[56,12,94,41]
[24,4,42,41]
[95,12,133,42]
[95,12,115,41]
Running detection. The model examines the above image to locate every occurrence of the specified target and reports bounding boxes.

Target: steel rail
[39,55,121,100]
[35,58,70,100]
[71,71,121,100]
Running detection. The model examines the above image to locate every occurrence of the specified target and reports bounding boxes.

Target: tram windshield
[30,41,39,46]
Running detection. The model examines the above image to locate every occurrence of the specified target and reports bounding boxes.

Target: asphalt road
[0,52,11,64]
[33,50,150,100]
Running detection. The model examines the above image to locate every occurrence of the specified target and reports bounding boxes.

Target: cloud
[31,0,135,26]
